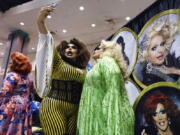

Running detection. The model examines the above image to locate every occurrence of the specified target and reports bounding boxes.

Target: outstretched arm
[35,6,55,97]
[160,67,180,75]
[37,6,55,34]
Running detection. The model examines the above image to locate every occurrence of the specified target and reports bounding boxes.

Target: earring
[165,57,168,65]
[168,118,171,125]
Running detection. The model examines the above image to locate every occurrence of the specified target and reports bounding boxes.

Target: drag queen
[77,40,134,135]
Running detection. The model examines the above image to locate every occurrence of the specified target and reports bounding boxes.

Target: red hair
[143,93,179,125]
[10,52,32,74]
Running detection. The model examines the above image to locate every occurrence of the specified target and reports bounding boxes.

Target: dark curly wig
[56,38,90,69]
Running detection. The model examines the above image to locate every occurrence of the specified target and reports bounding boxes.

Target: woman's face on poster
[147,34,167,65]
[152,103,169,132]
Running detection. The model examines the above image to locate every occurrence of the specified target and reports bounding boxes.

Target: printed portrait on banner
[133,11,180,88]
[134,83,180,135]
[111,28,138,77]
[125,80,140,105]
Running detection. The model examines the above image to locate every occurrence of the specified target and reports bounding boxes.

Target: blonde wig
[139,19,178,63]
[99,40,128,78]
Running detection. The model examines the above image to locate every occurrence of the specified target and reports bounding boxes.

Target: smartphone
[51,3,58,7]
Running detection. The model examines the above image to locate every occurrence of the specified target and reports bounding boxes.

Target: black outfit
[141,53,180,86]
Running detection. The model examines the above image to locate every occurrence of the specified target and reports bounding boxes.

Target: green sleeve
[99,57,132,134]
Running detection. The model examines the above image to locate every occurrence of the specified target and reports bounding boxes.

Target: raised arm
[37,6,55,34]
[35,6,55,98]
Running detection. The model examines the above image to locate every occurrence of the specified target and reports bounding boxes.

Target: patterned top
[47,49,86,103]
[35,32,86,99]
[77,56,135,135]
[0,72,34,135]
[51,49,85,83]
[36,32,86,103]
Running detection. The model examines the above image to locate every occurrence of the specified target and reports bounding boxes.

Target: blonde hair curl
[138,19,178,63]
[99,40,128,78]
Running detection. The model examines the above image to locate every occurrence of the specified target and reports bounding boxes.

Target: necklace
[145,63,175,82]
[146,63,166,73]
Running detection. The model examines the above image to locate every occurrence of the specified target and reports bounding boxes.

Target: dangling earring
[168,118,171,125]
[165,57,168,65]
[154,124,157,130]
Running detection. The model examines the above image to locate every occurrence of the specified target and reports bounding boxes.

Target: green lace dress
[77,56,135,135]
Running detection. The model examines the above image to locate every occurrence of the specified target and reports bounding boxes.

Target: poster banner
[134,83,180,135]
[133,10,180,88]
[111,28,138,77]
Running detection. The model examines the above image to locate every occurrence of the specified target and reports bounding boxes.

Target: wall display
[125,80,140,105]
[133,10,180,88]
[111,27,138,77]
[134,82,180,135]
[107,1,180,134]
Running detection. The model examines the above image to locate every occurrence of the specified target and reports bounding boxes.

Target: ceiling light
[79,6,84,11]
[47,15,52,19]
[20,22,24,26]
[91,24,96,27]
[32,47,35,50]
[62,29,67,33]
[125,16,131,21]
[1,52,4,56]
[0,42,3,45]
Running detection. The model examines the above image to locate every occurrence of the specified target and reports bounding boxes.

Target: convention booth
[107,0,180,134]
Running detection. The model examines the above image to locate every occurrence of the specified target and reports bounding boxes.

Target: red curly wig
[10,52,32,74]
[143,93,180,125]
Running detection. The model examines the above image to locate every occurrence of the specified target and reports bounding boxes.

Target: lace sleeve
[35,32,54,98]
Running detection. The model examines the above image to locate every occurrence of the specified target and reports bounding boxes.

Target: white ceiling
[0,0,156,56]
